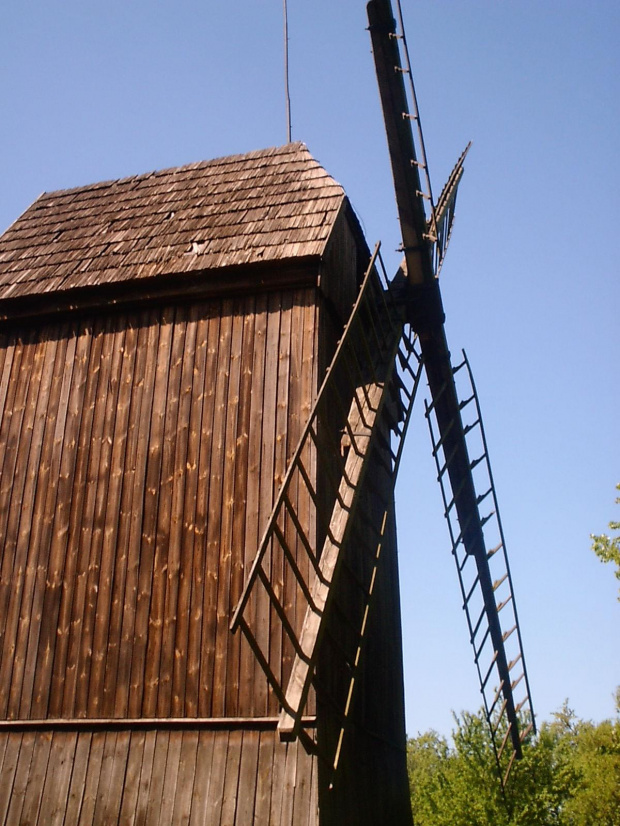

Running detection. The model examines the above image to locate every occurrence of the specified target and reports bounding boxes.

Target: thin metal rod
[283,0,292,142]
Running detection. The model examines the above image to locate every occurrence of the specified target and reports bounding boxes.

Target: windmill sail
[367,0,535,785]
[231,244,422,770]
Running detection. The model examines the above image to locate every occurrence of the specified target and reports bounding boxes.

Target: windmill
[231,0,535,793]
[0,2,534,824]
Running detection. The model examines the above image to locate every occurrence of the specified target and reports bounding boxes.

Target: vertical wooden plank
[270,291,293,701]
[56,321,105,717]
[256,293,282,717]
[268,735,288,826]
[129,307,174,718]
[87,319,138,717]
[117,730,147,826]
[19,326,75,718]
[143,310,187,718]
[241,292,268,717]
[66,316,116,717]
[0,335,44,714]
[114,311,160,719]
[0,733,24,824]
[143,730,170,826]
[133,729,158,826]
[212,305,243,717]
[291,739,316,826]
[309,747,319,826]
[76,319,126,718]
[203,730,228,825]
[4,731,36,826]
[103,313,149,717]
[235,729,260,826]
[282,292,305,696]
[199,303,231,717]
[277,741,299,826]
[32,323,92,717]
[4,329,63,718]
[0,335,21,552]
[253,730,275,826]
[170,730,199,826]
[156,729,183,825]
[20,730,53,825]
[38,732,79,826]
[227,301,255,718]
[172,310,209,717]
[0,336,16,439]
[61,732,92,824]
[94,730,130,825]
[187,730,216,826]
[76,731,106,825]
[218,728,242,826]
[185,311,219,718]
[158,308,198,717]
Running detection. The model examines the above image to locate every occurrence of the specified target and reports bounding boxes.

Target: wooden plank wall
[0,728,317,826]
[0,289,318,723]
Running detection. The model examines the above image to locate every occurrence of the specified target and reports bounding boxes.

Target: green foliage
[407,698,620,826]
[591,483,620,599]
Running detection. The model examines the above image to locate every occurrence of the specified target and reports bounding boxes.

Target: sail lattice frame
[231,244,422,768]
[425,351,536,786]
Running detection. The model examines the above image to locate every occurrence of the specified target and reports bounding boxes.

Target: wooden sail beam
[367,0,530,765]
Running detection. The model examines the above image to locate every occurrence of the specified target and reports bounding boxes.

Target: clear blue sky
[2,1,618,738]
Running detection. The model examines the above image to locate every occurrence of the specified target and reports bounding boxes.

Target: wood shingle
[0,143,344,302]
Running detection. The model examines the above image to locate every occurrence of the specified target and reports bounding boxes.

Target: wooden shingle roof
[0,142,345,302]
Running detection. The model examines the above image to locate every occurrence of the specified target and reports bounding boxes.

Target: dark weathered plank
[32,323,90,718]
[157,729,184,825]
[186,311,219,718]
[0,335,41,714]
[212,305,243,717]
[0,733,24,824]
[114,311,160,719]
[143,309,187,718]
[203,729,228,824]
[38,732,79,826]
[200,302,232,717]
[19,730,53,825]
[219,728,243,826]
[256,294,282,717]
[172,310,208,718]
[56,321,105,718]
[5,330,62,718]
[86,320,137,718]
[129,308,174,718]
[188,730,216,825]
[116,730,146,825]
[235,729,260,826]
[227,302,255,718]
[76,731,107,824]
[62,731,92,823]
[133,729,158,826]
[73,316,118,717]
[143,730,170,825]
[253,730,275,825]
[158,308,198,717]
[170,730,199,825]
[242,293,269,718]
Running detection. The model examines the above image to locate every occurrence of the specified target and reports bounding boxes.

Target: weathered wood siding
[0,728,317,825]
[0,290,318,723]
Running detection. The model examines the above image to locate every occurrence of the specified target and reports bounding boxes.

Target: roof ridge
[37,143,311,202]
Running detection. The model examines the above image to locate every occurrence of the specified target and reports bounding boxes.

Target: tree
[591,482,620,600]
[407,699,620,826]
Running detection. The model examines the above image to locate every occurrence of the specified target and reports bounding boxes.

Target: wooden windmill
[0,2,533,824]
